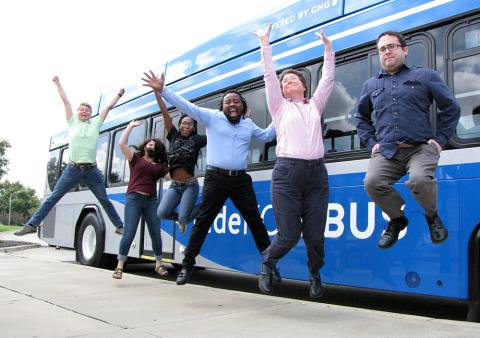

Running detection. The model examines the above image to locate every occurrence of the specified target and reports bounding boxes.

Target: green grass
[0,224,21,232]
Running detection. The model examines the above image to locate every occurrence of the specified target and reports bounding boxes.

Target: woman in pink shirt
[255,25,335,298]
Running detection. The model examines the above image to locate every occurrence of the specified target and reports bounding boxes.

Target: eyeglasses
[378,44,403,53]
[180,121,194,126]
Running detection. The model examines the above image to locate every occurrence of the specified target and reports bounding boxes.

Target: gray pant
[364,143,440,220]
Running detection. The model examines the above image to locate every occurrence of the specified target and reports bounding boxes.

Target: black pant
[182,170,271,267]
[263,157,329,275]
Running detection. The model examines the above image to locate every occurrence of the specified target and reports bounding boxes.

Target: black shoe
[426,214,448,244]
[258,264,274,295]
[272,266,282,284]
[378,216,409,249]
[176,266,192,285]
[14,224,38,236]
[309,273,324,299]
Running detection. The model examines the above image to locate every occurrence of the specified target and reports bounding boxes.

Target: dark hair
[377,31,407,47]
[134,138,168,165]
[278,69,308,98]
[218,89,248,116]
[178,114,198,135]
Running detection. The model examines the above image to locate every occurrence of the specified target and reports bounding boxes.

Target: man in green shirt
[15,76,125,236]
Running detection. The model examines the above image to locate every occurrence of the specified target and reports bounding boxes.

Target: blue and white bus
[41,0,480,321]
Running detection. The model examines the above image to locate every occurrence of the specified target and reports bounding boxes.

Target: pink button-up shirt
[262,45,335,160]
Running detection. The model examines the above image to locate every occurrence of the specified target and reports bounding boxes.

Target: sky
[0,0,289,197]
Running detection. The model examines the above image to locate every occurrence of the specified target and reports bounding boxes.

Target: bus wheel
[77,213,105,267]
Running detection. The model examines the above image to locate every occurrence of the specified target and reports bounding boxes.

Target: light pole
[8,192,17,226]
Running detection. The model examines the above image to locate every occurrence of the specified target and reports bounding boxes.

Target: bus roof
[50,0,479,150]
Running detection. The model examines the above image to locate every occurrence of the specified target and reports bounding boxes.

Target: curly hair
[218,89,248,116]
[133,138,168,165]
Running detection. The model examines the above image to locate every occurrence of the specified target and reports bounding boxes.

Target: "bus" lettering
[209,202,407,240]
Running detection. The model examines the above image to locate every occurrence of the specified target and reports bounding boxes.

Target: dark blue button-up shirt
[356,64,460,159]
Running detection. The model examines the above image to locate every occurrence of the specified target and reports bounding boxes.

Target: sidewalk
[0,229,47,252]
[1,246,480,337]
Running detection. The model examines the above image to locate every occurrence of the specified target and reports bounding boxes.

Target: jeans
[28,164,123,228]
[157,179,200,225]
[262,157,329,275]
[118,192,163,261]
[182,170,271,267]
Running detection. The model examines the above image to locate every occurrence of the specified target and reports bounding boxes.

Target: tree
[0,139,10,180]
[0,180,40,225]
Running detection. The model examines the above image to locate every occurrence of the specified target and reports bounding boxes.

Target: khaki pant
[364,143,440,219]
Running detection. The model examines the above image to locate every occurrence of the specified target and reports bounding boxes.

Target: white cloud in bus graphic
[206,202,407,240]
[195,45,235,70]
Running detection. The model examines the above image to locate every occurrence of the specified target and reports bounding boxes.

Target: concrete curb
[0,243,41,253]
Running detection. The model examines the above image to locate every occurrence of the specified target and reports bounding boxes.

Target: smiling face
[281,72,306,99]
[178,115,196,137]
[77,103,92,122]
[377,34,408,75]
[222,92,244,124]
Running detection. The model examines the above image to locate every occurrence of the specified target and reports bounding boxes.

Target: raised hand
[142,70,165,93]
[52,76,60,86]
[315,30,332,52]
[118,88,125,97]
[128,119,142,128]
[254,23,273,46]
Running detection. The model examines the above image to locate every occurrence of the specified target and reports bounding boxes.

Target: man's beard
[146,148,155,157]
[224,111,241,124]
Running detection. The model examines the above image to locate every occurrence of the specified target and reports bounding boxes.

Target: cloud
[195,45,235,70]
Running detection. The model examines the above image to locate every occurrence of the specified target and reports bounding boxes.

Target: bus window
[96,133,109,175]
[323,57,368,153]
[452,23,480,139]
[109,124,145,185]
[242,86,272,164]
[60,148,69,176]
[46,149,60,191]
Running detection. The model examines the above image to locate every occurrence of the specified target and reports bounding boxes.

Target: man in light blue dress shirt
[142,71,279,285]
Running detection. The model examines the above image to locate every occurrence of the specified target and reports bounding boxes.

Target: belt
[69,161,97,170]
[206,165,246,176]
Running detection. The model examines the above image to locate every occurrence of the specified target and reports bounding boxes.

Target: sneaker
[378,216,409,249]
[426,214,448,244]
[176,221,186,234]
[14,224,38,236]
[115,227,124,235]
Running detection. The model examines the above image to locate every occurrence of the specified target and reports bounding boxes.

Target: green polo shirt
[67,116,103,163]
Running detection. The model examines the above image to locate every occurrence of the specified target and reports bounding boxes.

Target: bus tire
[76,212,105,267]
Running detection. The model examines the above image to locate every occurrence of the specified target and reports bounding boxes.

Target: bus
[41,0,480,321]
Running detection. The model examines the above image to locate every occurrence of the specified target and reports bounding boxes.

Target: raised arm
[142,70,214,126]
[52,76,73,121]
[142,71,173,132]
[119,120,141,161]
[256,24,285,119]
[99,88,124,121]
[310,30,335,114]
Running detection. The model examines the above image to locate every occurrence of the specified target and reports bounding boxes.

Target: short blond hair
[78,102,92,112]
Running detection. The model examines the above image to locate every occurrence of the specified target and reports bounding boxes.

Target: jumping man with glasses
[355,30,460,249]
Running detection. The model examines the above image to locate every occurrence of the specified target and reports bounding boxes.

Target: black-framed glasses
[378,44,403,53]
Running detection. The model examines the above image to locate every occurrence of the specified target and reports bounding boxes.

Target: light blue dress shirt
[162,87,276,170]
